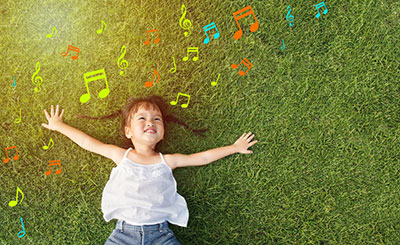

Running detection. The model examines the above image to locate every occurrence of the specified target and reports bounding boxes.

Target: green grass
[1,0,400,244]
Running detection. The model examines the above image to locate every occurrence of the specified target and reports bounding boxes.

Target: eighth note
[45,160,62,175]
[182,47,199,61]
[315,2,328,19]
[43,138,54,150]
[231,58,254,76]
[79,68,110,104]
[211,73,220,86]
[61,45,80,60]
[232,5,259,40]
[203,22,220,44]
[144,29,160,45]
[144,69,160,88]
[9,187,24,207]
[3,145,19,163]
[170,92,190,108]
[46,26,57,38]
[97,20,107,34]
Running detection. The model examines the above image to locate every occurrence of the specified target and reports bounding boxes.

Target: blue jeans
[104,220,181,245]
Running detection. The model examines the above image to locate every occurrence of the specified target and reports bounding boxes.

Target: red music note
[144,69,160,88]
[144,29,160,45]
[61,45,80,60]
[3,146,19,163]
[45,160,62,175]
[232,5,259,40]
[231,58,254,76]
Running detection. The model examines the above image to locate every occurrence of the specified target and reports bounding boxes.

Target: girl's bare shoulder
[162,154,178,170]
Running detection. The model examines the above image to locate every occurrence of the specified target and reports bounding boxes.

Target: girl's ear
[125,126,131,139]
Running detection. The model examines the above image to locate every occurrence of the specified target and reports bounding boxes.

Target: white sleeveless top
[101,148,189,227]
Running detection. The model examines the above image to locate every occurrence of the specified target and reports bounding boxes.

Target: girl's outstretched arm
[171,132,258,169]
[41,105,124,164]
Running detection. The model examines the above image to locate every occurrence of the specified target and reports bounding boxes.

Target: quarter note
[45,160,62,175]
[61,45,80,60]
[97,20,107,34]
[17,217,25,238]
[144,69,160,88]
[169,57,177,74]
[8,187,24,207]
[79,68,110,104]
[231,58,254,76]
[203,22,220,44]
[211,73,220,86]
[170,93,190,108]
[144,29,160,45]
[46,26,57,38]
[11,76,16,87]
[32,62,43,92]
[315,2,328,19]
[117,45,129,76]
[281,39,285,50]
[3,146,19,163]
[43,138,54,150]
[14,108,21,124]
[232,5,259,40]
[182,47,199,61]
[179,4,192,37]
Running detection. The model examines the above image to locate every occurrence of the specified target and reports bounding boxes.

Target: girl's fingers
[247,134,255,142]
[41,123,48,129]
[55,105,59,116]
[44,109,50,120]
[60,109,64,118]
[51,105,54,117]
[249,140,258,146]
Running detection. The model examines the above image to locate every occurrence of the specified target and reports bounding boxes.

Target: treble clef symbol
[117,45,129,76]
[179,4,192,37]
[32,61,43,92]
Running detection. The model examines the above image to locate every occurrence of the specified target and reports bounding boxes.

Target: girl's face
[125,105,165,147]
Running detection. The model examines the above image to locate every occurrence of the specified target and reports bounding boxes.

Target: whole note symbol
[179,4,192,37]
[97,20,107,34]
[32,62,43,92]
[117,45,129,76]
[9,187,24,207]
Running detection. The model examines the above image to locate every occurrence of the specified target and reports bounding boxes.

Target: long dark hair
[78,95,208,150]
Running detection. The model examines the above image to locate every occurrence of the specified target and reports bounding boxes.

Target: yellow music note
[169,57,177,74]
[32,62,43,92]
[8,187,24,207]
[97,20,107,34]
[179,4,192,37]
[46,26,57,38]
[182,47,199,62]
[14,108,21,124]
[211,73,220,86]
[43,138,54,150]
[117,45,128,76]
[170,93,190,108]
[80,69,110,104]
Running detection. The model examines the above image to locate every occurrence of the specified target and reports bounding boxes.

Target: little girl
[41,95,258,245]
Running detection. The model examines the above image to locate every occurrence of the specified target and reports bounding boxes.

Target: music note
[145,69,160,88]
[281,39,285,50]
[182,47,199,61]
[3,146,19,163]
[179,4,192,37]
[14,108,21,124]
[43,138,54,150]
[61,45,80,60]
[17,217,25,238]
[45,160,62,175]
[79,68,110,104]
[32,62,43,92]
[46,26,57,38]
[169,57,177,74]
[211,73,220,86]
[315,2,328,18]
[231,58,254,76]
[170,93,190,108]
[97,20,107,34]
[117,45,129,76]
[144,29,160,45]
[11,76,16,87]
[203,22,220,44]
[232,5,259,40]
[286,6,294,27]
[8,187,24,207]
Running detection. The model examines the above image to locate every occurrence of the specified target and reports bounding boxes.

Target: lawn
[1,0,400,244]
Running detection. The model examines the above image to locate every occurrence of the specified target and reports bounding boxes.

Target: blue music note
[203,22,220,44]
[315,2,328,19]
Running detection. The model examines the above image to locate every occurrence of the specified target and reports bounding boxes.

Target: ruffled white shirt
[101,148,189,227]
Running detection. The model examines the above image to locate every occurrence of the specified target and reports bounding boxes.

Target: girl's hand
[233,132,258,154]
[41,105,65,131]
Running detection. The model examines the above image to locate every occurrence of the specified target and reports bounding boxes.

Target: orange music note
[231,58,254,76]
[45,160,62,175]
[144,29,160,45]
[145,69,160,88]
[3,146,19,163]
[79,68,110,104]
[61,45,80,60]
[232,5,259,40]
[170,93,190,108]
[8,187,24,207]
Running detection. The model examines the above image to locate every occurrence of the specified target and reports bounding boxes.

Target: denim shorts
[104,220,181,245]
